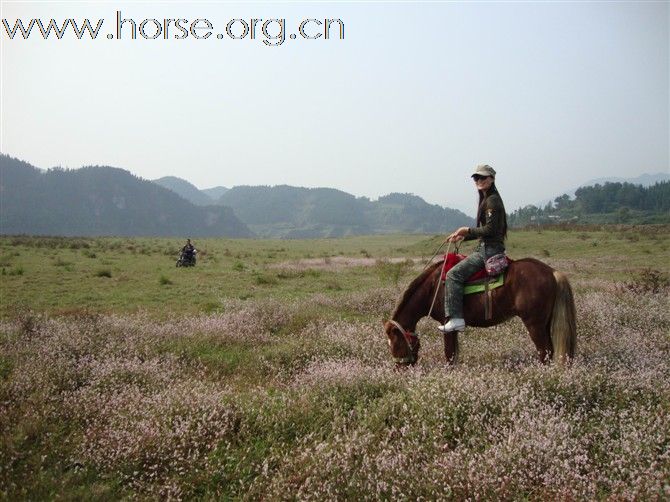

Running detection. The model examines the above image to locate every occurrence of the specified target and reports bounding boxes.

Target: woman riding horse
[439,164,506,333]
[384,164,576,366]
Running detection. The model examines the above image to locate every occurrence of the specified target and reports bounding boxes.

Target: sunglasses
[472,175,490,181]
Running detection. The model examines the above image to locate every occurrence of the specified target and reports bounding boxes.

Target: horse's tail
[550,271,577,363]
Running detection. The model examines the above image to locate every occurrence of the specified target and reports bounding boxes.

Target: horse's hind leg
[522,319,553,364]
[443,332,459,365]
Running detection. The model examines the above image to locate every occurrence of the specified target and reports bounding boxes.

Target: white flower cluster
[1,286,668,499]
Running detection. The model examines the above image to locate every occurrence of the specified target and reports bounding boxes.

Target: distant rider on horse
[438,164,508,333]
[182,239,196,261]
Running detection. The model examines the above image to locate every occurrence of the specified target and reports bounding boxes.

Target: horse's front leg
[443,332,459,365]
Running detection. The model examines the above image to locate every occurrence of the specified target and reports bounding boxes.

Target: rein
[426,242,452,319]
[388,319,419,364]
[421,240,447,271]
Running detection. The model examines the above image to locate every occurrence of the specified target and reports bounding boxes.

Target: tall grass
[1,230,668,499]
[1,284,668,499]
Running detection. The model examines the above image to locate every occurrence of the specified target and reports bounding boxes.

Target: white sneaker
[438,318,465,333]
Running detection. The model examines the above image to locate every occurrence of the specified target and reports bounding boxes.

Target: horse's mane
[392,260,443,318]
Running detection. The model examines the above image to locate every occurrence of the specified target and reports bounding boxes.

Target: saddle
[440,253,510,283]
[440,253,512,319]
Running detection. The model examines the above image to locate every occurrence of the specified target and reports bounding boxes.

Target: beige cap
[472,164,496,178]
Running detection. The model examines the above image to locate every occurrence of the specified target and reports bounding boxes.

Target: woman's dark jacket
[463,190,506,247]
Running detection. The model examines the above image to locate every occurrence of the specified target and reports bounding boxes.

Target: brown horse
[384,257,576,366]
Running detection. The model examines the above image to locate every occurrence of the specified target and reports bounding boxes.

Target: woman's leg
[445,251,486,319]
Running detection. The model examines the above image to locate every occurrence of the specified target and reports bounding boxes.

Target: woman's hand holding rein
[447,226,469,243]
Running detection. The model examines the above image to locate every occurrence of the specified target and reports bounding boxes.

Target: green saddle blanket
[463,272,505,295]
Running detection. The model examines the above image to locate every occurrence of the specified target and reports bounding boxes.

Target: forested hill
[217,185,473,238]
[0,155,252,237]
[151,177,231,206]
[152,176,215,206]
[1,155,472,238]
[510,181,670,226]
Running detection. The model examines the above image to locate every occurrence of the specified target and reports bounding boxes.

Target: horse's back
[509,256,555,272]
[507,257,555,279]
[497,257,559,316]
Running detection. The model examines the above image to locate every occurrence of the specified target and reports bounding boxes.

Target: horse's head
[384,320,420,367]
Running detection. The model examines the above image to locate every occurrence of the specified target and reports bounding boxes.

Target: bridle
[388,319,419,365]
[386,240,454,366]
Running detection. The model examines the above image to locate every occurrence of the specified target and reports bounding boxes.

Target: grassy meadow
[1,226,669,499]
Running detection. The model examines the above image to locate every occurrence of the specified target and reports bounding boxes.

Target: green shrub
[325,280,342,291]
[376,258,413,286]
[254,273,278,286]
[619,268,669,294]
[201,301,220,313]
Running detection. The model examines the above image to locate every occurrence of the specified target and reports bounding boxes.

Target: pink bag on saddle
[485,253,509,276]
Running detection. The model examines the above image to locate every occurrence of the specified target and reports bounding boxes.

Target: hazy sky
[1,1,668,216]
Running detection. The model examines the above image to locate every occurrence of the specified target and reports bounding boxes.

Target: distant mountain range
[216,186,473,238]
[153,176,473,238]
[1,155,473,238]
[0,155,251,237]
[153,176,217,206]
[7,153,662,237]
[201,186,230,201]
[153,176,229,206]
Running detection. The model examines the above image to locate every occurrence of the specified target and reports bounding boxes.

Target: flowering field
[1,229,669,499]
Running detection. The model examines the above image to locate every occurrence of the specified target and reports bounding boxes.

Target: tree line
[509,181,670,227]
